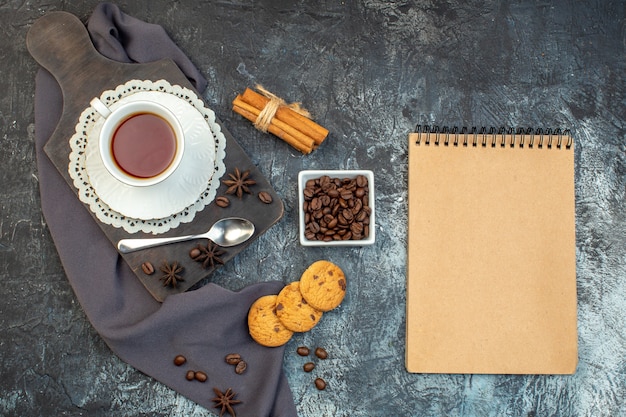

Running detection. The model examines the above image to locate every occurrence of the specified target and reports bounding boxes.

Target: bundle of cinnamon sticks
[232,87,328,154]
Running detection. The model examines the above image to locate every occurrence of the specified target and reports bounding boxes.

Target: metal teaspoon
[117,217,255,253]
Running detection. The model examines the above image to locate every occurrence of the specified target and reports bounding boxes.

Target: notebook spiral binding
[413,125,572,149]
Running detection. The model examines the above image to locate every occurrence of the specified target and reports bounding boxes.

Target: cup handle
[90,97,112,118]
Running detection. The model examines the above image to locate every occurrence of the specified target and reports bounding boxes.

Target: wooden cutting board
[27,11,284,301]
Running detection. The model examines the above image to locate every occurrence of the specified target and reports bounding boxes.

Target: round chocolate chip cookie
[299,260,346,312]
[247,294,293,347]
[275,281,323,332]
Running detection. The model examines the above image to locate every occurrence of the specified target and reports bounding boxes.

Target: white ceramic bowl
[298,170,375,246]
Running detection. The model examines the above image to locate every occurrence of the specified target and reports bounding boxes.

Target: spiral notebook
[406,126,577,374]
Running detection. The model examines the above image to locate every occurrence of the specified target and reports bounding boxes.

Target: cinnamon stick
[240,88,328,146]
[233,97,314,154]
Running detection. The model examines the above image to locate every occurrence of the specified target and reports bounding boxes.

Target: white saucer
[85,91,215,220]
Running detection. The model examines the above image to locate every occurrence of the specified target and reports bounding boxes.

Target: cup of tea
[91,97,185,187]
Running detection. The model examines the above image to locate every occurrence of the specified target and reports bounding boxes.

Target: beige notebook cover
[406,128,577,374]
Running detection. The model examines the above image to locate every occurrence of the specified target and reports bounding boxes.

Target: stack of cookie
[248,260,346,347]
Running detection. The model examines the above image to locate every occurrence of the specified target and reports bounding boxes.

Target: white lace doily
[68,79,227,234]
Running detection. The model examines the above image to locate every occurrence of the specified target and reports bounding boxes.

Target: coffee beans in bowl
[298,170,375,246]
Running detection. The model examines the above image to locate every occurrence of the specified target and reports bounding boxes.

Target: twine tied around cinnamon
[253,85,312,133]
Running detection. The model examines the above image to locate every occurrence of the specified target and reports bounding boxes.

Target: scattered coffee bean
[215,196,230,208]
[225,353,242,365]
[314,377,327,390]
[173,355,186,366]
[189,247,202,260]
[302,175,371,241]
[185,370,196,381]
[314,347,328,360]
[141,261,155,275]
[194,371,208,382]
[303,362,315,373]
[258,191,273,204]
[296,346,310,356]
[235,360,247,375]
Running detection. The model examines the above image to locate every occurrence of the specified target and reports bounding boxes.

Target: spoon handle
[117,233,207,254]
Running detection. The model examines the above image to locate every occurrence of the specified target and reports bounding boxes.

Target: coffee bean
[141,261,155,275]
[185,370,196,381]
[314,378,327,390]
[215,196,230,208]
[225,353,242,365]
[303,362,315,372]
[189,247,202,260]
[310,197,322,211]
[326,217,338,229]
[296,346,310,356]
[235,360,247,374]
[258,191,273,204]
[308,221,320,234]
[340,190,353,200]
[355,209,368,222]
[350,222,364,235]
[194,371,208,382]
[173,355,186,366]
[314,347,328,359]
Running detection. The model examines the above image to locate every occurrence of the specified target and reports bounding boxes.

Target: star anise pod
[189,242,226,269]
[223,167,256,198]
[212,387,241,417]
[159,261,184,288]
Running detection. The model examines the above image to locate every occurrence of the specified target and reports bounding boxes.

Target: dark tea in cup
[93,98,185,187]
[111,113,177,178]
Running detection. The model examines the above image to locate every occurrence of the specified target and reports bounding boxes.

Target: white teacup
[91,97,185,187]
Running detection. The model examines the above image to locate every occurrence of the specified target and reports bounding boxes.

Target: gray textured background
[1,1,625,416]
